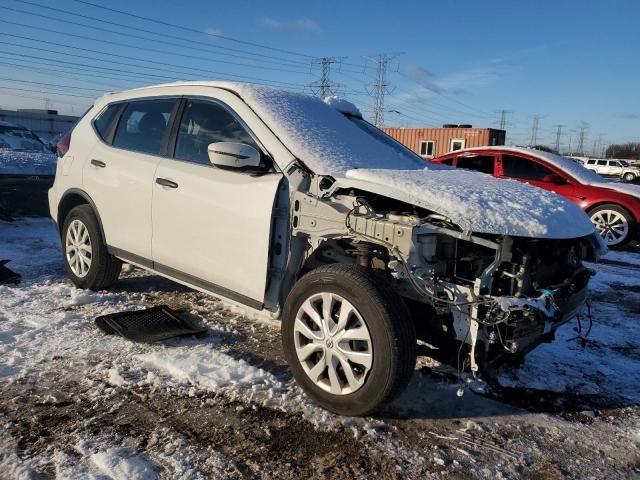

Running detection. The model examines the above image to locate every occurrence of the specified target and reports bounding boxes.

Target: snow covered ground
[1,219,639,479]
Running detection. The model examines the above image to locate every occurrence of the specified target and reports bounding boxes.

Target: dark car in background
[430,146,640,248]
[0,121,58,217]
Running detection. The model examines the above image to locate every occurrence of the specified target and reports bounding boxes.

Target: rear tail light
[57,131,71,158]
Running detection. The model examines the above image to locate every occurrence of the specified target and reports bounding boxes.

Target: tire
[281,264,416,416]
[588,203,636,249]
[623,172,636,183]
[61,205,122,290]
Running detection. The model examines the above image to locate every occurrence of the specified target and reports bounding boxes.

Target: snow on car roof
[107,81,425,175]
[460,146,604,184]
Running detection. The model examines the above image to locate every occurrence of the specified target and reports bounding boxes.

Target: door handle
[90,159,106,168]
[155,177,178,189]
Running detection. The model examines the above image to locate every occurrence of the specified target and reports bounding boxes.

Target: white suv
[49,82,605,415]
[584,158,640,182]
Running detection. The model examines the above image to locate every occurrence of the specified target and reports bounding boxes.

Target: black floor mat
[0,260,21,285]
[95,306,206,343]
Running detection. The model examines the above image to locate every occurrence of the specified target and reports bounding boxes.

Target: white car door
[84,98,178,260]
[151,98,283,305]
[609,161,623,176]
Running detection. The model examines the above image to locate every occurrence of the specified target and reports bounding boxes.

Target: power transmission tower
[576,122,589,156]
[308,57,343,97]
[591,134,604,157]
[496,109,512,130]
[368,54,396,127]
[553,124,565,152]
[529,115,542,146]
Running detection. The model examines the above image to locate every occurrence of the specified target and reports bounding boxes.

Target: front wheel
[62,205,122,290]
[282,264,416,416]
[589,203,635,249]
[623,172,636,183]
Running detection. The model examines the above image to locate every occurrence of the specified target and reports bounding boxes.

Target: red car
[431,146,640,248]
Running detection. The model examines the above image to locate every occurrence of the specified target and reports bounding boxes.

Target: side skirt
[107,246,264,311]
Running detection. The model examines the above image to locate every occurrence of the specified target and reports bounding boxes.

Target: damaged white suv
[49,82,605,416]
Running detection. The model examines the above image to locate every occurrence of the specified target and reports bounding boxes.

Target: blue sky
[0,0,638,151]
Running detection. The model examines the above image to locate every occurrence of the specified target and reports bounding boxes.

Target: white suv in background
[49,82,604,415]
[584,158,640,182]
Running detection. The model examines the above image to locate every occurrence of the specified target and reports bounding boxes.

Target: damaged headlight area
[395,232,600,375]
[291,189,604,379]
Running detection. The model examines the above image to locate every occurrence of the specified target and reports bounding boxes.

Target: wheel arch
[586,201,638,222]
[57,188,107,242]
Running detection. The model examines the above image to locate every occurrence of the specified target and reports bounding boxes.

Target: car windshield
[348,117,429,167]
[233,84,428,175]
[619,160,630,167]
[528,150,607,184]
[0,125,47,152]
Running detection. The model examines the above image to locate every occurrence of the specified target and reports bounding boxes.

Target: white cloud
[406,64,444,94]
[205,27,224,36]
[262,17,321,33]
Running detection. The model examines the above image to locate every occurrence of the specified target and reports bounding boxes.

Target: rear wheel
[588,203,635,249]
[282,264,416,416]
[62,205,122,290]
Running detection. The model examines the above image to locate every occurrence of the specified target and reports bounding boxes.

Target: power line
[2,6,310,70]
[0,37,308,89]
[395,70,492,118]
[0,19,311,76]
[11,1,311,66]
[0,51,177,82]
[0,77,110,92]
[0,84,95,99]
[63,0,314,59]
[0,57,154,87]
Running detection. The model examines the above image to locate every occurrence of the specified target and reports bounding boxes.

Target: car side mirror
[207,142,261,169]
[542,173,566,185]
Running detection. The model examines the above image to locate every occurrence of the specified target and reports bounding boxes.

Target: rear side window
[112,100,176,155]
[93,104,121,142]
[174,99,258,165]
[440,157,454,166]
[502,155,554,181]
[597,160,607,166]
[456,155,495,174]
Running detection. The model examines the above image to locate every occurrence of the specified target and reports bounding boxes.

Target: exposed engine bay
[289,181,604,378]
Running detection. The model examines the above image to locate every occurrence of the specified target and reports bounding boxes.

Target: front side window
[456,155,495,175]
[502,154,554,181]
[112,99,175,155]
[174,100,259,165]
[419,140,435,157]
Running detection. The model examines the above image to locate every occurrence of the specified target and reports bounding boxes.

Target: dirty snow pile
[0,148,57,176]
[346,168,594,238]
